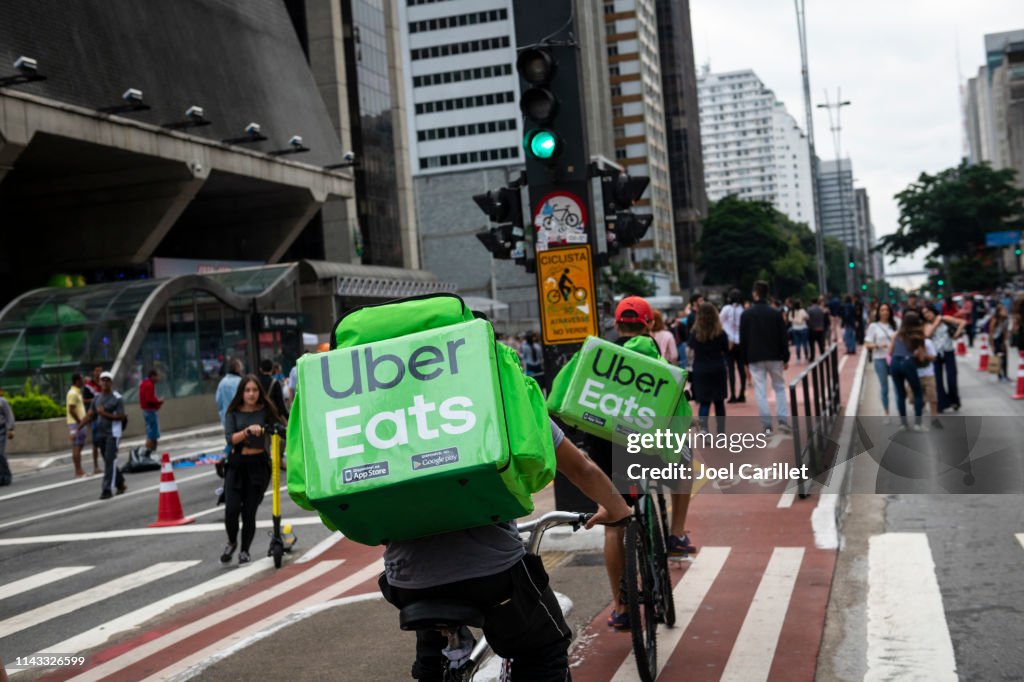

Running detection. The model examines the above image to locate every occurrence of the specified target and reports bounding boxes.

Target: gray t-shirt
[383,420,565,588]
[90,392,124,438]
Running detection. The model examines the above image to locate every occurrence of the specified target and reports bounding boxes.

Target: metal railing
[789,342,842,497]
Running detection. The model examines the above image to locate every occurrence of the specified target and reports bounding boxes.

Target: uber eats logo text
[577,348,671,429]
[320,339,476,459]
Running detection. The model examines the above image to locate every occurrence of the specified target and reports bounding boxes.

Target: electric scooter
[267,422,297,568]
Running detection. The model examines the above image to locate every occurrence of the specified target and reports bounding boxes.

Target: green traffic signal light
[1016,248,1022,256]
[861,284,868,291]
[848,261,855,269]
[937,279,944,286]
[525,129,558,159]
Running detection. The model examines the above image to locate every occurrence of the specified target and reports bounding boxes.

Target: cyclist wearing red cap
[584,295,697,630]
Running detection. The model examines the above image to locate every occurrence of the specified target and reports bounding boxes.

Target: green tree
[601,261,655,297]
[697,196,789,294]
[878,161,1024,289]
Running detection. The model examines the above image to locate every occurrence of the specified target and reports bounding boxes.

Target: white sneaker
[882,416,892,425]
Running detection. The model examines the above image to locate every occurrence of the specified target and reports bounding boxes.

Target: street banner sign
[985,230,1021,247]
[537,245,598,345]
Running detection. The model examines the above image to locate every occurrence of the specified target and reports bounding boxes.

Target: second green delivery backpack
[286,294,556,545]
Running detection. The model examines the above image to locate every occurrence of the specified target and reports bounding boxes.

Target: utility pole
[794,0,827,296]
[817,89,853,293]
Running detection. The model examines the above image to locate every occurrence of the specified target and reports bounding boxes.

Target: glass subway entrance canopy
[0,265,297,402]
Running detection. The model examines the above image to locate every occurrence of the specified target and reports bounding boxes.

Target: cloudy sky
[689,0,1024,286]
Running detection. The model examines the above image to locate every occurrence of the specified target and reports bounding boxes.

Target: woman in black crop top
[220,374,285,565]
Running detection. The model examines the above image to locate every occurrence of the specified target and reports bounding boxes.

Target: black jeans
[380,555,572,682]
[808,329,826,360]
[224,453,270,552]
[94,435,125,494]
[934,350,960,410]
[0,425,11,485]
[726,345,745,399]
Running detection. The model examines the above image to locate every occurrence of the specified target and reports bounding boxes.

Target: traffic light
[601,172,652,256]
[848,260,856,269]
[474,185,524,262]
[518,48,561,164]
[1016,248,1022,256]
[861,283,868,291]
[937,278,945,286]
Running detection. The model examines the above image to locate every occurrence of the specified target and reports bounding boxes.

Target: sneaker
[727,397,738,404]
[736,396,746,403]
[220,544,237,564]
[882,416,892,425]
[764,426,773,436]
[238,550,251,565]
[931,418,944,430]
[99,490,113,500]
[607,609,630,630]
[667,533,698,557]
[116,485,127,495]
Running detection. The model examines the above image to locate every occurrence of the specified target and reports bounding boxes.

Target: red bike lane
[570,348,864,682]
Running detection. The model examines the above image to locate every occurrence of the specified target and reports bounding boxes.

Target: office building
[965,29,1024,188]
[603,0,678,291]
[818,158,858,256]
[697,69,815,230]
[854,188,883,281]
[654,0,707,290]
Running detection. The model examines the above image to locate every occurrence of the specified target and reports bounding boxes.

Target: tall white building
[697,69,815,230]
[397,1,523,175]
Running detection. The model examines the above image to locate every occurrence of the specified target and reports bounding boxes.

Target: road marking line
[0,517,324,545]
[776,492,795,508]
[813,347,867,548]
[296,531,344,564]
[0,441,223,504]
[720,547,804,682]
[0,561,199,640]
[866,533,957,681]
[138,560,383,682]
[1017,533,1024,551]
[610,546,731,681]
[6,557,280,677]
[838,354,850,373]
[0,566,93,602]
[169,592,381,681]
[64,560,346,682]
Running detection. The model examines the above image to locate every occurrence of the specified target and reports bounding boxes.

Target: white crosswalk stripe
[1016,533,1024,551]
[0,561,199,640]
[0,566,92,603]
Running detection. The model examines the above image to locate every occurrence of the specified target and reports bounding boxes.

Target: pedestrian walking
[960,296,976,347]
[66,373,88,477]
[720,288,746,403]
[669,310,688,369]
[520,332,543,379]
[854,295,866,345]
[841,295,858,354]
[0,388,15,486]
[216,359,244,455]
[78,371,126,498]
[827,294,842,341]
[651,310,679,366]
[889,311,928,429]
[220,375,285,565]
[139,369,164,454]
[689,302,729,433]
[807,297,828,360]
[864,303,897,423]
[739,281,791,434]
[788,299,810,363]
[921,305,966,411]
[258,359,288,419]
[916,337,940,428]
[83,365,103,475]
[989,304,1011,382]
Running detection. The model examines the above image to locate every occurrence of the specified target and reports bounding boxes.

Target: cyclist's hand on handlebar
[586,504,631,530]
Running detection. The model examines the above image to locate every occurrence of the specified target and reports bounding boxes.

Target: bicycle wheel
[625,520,658,682]
[648,496,676,627]
[546,289,562,305]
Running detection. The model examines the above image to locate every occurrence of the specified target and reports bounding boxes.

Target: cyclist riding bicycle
[379,418,632,682]
[582,296,698,630]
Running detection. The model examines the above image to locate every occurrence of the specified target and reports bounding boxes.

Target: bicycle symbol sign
[533,191,588,251]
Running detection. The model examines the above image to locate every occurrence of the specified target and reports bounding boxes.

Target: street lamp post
[817,90,853,294]
[794,0,828,297]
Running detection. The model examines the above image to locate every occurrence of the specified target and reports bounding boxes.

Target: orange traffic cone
[956,337,967,356]
[977,334,989,372]
[148,453,195,527]
[1013,351,1024,400]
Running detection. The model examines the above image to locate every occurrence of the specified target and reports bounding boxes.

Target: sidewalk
[4,422,224,476]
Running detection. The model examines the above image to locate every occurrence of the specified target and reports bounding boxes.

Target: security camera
[122,88,143,103]
[14,56,37,72]
[343,151,355,163]
[185,105,204,120]
[245,122,261,136]
[289,135,304,148]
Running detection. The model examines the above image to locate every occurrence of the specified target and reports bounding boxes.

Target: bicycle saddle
[399,600,485,631]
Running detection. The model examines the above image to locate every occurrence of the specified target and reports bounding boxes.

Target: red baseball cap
[615,296,653,324]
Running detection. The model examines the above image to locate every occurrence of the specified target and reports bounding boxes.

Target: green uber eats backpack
[547,335,691,459]
[286,293,556,546]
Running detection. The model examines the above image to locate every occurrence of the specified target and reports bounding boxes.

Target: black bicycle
[623,486,676,682]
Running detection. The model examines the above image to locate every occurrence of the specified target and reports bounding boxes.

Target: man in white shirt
[720,288,746,403]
